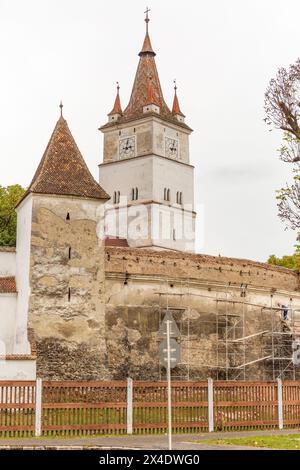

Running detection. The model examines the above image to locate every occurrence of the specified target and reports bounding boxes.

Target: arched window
[176,191,179,204]
[131,188,135,201]
[167,189,170,202]
[164,188,167,201]
[117,191,120,203]
[135,187,138,200]
[180,192,183,204]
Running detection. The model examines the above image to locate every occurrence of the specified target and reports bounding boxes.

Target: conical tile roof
[23,115,109,203]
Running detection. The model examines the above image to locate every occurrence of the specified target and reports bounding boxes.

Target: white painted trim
[127,377,133,434]
[277,378,283,430]
[35,378,42,437]
[208,378,214,432]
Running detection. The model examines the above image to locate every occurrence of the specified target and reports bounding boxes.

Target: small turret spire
[108,82,122,117]
[59,100,63,118]
[172,80,185,117]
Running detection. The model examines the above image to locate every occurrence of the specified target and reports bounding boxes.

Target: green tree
[268,251,300,271]
[0,185,26,246]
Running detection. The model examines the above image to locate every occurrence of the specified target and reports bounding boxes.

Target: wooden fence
[0,379,299,437]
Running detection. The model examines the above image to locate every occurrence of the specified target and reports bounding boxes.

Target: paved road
[0,428,298,450]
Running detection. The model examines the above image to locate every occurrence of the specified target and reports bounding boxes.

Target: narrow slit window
[68,247,71,260]
[68,287,71,302]
[135,187,138,200]
[66,212,70,220]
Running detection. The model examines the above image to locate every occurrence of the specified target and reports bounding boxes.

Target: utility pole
[159,312,180,450]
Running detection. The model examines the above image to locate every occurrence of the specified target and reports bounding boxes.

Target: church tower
[99,12,196,252]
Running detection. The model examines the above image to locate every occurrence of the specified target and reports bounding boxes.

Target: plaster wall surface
[15,195,33,354]
[0,359,36,380]
[0,250,16,276]
[0,294,17,354]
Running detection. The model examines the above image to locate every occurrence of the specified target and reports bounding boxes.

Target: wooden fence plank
[0,380,299,436]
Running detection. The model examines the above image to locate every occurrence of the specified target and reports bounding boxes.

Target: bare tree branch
[264,59,300,232]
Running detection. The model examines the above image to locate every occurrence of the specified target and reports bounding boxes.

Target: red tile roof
[108,85,122,116]
[105,236,129,247]
[0,277,16,294]
[121,31,173,122]
[100,21,192,132]
[139,32,155,56]
[19,116,109,205]
[172,89,185,117]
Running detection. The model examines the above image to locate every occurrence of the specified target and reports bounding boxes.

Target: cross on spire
[144,6,150,33]
[174,79,177,93]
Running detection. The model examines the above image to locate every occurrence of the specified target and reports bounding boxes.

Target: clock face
[119,137,135,159]
[165,137,179,158]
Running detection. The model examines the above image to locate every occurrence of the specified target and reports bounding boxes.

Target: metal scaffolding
[156,279,300,381]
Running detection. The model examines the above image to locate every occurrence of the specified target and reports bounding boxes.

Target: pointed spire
[59,100,63,117]
[139,7,156,56]
[108,82,122,116]
[101,10,191,129]
[22,113,109,202]
[172,80,185,117]
[121,10,172,121]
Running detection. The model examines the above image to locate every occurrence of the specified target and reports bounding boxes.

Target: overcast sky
[1,0,299,261]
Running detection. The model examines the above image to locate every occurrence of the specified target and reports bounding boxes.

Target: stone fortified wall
[29,241,300,380]
[103,247,300,381]
[29,196,108,380]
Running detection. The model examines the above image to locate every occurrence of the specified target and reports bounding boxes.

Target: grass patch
[198,434,300,450]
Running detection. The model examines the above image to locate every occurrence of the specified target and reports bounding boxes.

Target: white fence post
[208,377,214,432]
[127,377,133,434]
[35,378,42,437]
[277,378,283,430]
